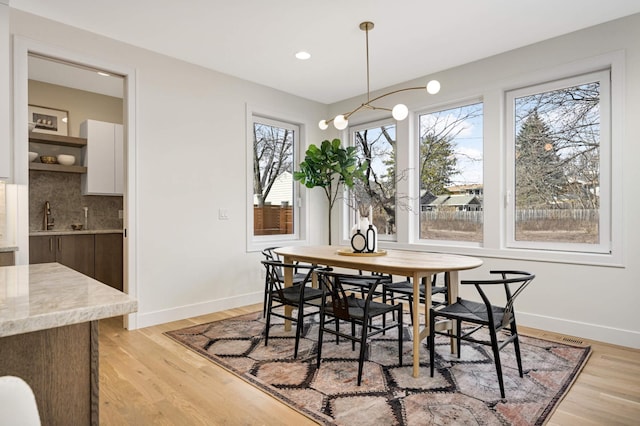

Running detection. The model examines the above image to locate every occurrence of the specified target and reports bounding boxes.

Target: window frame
[246,105,307,252]
[413,98,485,248]
[505,70,612,255]
[346,118,399,243]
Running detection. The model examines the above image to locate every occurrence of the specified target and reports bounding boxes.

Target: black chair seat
[436,298,505,326]
[384,274,450,325]
[277,284,323,306]
[323,294,399,321]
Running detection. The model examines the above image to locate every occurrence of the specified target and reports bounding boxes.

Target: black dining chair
[262,260,323,359]
[428,270,535,398]
[384,272,450,325]
[315,269,403,385]
[261,247,308,317]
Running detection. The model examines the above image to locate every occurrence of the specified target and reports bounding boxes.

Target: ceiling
[13,0,640,104]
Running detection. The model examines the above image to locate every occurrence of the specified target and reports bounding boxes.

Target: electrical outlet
[218,208,229,220]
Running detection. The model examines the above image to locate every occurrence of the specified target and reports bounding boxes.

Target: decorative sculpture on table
[350,205,378,253]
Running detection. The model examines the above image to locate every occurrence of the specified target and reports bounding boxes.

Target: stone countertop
[0,244,17,253]
[29,229,123,236]
[0,262,137,337]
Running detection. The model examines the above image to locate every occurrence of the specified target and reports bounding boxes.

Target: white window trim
[494,51,624,266]
[505,70,611,255]
[245,104,308,252]
[413,98,485,249]
[341,118,399,246]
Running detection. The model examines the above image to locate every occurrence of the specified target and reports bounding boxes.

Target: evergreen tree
[419,133,457,196]
[515,111,565,208]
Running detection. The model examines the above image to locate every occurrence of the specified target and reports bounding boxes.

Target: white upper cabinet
[80,120,123,196]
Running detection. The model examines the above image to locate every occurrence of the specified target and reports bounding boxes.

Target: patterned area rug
[165,310,590,425]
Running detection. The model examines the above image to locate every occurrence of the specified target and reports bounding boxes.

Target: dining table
[274,245,483,378]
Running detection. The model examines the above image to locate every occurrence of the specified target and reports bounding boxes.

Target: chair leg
[316,311,325,368]
[489,327,506,399]
[262,276,269,318]
[351,321,356,351]
[293,305,305,359]
[397,306,403,366]
[408,295,414,326]
[511,321,524,377]
[357,321,368,386]
[456,319,462,358]
[264,292,274,346]
[429,310,436,377]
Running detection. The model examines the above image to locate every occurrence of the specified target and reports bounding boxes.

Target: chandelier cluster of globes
[319,21,441,131]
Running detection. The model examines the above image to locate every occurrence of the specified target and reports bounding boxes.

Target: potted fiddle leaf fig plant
[293,138,367,244]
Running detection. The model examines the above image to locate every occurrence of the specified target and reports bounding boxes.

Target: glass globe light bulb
[318,119,328,130]
[333,114,348,130]
[392,104,409,121]
[426,80,441,94]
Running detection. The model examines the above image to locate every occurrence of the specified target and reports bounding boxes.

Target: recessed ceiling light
[97,71,111,77]
[295,51,311,60]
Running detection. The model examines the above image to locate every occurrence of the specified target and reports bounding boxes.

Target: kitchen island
[0,262,137,425]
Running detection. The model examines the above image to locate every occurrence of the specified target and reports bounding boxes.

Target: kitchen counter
[0,244,17,252]
[0,262,136,337]
[0,262,137,425]
[29,228,123,236]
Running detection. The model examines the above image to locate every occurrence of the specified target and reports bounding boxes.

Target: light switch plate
[218,208,229,220]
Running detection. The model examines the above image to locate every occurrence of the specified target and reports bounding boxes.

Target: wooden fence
[254,205,293,235]
[421,208,598,223]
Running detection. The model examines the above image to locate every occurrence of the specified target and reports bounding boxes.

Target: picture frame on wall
[28,105,69,136]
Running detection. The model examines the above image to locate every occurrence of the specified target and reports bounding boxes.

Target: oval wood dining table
[275,245,483,378]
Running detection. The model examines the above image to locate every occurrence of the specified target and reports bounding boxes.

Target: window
[506,70,610,253]
[351,121,397,240]
[251,116,298,238]
[417,102,484,243]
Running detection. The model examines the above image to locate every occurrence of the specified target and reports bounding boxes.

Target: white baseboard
[518,312,640,349]
[134,291,263,329]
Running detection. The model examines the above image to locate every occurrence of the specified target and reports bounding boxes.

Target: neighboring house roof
[425,194,481,207]
[253,171,293,205]
[446,184,484,195]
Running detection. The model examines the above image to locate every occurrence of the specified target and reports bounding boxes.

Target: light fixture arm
[319,21,441,131]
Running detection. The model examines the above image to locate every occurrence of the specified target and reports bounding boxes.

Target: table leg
[283,255,293,332]
[412,272,432,378]
[448,270,459,355]
[412,272,420,377]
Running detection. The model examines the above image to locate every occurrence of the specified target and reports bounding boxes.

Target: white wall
[5,9,639,348]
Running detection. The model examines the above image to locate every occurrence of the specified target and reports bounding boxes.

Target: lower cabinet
[94,233,123,291]
[30,234,95,277]
[30,233,122,291]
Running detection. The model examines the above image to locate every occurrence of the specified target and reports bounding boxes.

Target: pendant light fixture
[319,21,441,130]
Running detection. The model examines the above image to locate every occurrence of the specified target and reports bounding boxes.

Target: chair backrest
[262,246,281,262]
[316,269,385,320]
[461,270,535,327]
[262,260,315,300]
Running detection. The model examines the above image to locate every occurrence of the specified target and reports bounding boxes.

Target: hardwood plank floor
[99,304,640,425]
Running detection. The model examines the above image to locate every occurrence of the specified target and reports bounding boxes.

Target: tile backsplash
[29,171,123,232]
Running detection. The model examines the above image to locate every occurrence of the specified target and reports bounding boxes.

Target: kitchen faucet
[43,201,54,230]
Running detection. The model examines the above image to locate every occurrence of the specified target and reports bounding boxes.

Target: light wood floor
[99,304,640,425]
